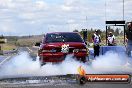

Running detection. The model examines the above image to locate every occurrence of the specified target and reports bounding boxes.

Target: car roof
[46,32,79,35]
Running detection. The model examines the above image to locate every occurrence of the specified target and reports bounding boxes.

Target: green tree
[115,28,120,36]
[73,29,79,32]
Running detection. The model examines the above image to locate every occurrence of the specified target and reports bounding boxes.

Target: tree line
[73,27,124,42]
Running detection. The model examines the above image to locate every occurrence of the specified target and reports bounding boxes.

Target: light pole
[123,0,124,20]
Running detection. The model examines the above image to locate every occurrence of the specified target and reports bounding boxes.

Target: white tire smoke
[0,51,132,78]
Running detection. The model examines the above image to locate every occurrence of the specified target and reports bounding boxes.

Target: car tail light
[73,49,87,53]
[80,49,87,52]
[42,49,57,53]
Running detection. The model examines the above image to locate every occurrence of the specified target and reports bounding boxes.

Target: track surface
[0,79,132,88]
[0,47,132,88]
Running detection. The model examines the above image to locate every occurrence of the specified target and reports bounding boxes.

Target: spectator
[126,22,132,57]
[107,32,116,46]
[92,30,101,58]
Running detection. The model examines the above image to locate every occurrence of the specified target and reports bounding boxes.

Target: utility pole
[105,0,107,21]
[123,0,124,20]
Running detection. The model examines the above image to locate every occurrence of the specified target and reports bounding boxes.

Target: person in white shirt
[92,30,101,57]
[107,32,115,46]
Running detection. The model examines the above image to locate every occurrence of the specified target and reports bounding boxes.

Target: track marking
[26,47,38,56]
[0,56,12,66]
[26,47,33,53]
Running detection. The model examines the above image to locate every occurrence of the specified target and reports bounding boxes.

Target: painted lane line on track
[26,47,38,56]
[0,56,12,66]
[26,47,33,53]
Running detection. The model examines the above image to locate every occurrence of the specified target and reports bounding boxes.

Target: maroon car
[38,32,89,65]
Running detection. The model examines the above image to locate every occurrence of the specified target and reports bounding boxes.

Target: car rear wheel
[81,57,87,63]
[39,57,46,66]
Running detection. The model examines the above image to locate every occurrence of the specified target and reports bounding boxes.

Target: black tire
[81,57,87,63]
[39,57,46,66]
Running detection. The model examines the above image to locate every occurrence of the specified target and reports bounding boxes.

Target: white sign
[61,44,69,53]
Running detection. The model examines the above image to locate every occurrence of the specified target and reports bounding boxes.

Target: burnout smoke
[0,51,132,78]
[91,51,132,73]
[0,52,40,77]
[0,52,85,77]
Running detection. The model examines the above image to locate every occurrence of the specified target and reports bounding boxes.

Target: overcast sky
[0,0,132,36]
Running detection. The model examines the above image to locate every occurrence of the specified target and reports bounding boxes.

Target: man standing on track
[92,30,101,58]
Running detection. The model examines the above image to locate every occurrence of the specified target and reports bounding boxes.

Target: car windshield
[45,33,83,43]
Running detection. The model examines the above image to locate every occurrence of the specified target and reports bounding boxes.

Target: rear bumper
[39,52,88,62]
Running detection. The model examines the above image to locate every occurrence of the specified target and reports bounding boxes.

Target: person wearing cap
[126,22,132,57]
[107,32,116,46]
[92,30,101,57]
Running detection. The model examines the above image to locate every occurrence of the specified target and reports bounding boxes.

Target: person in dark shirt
[126,22,132,57]
[92,30,101,58]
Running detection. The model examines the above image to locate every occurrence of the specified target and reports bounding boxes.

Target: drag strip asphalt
[0,75,131,88]
[0,47,132,88]
[0,56,12,66]
[0,47,36,67]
